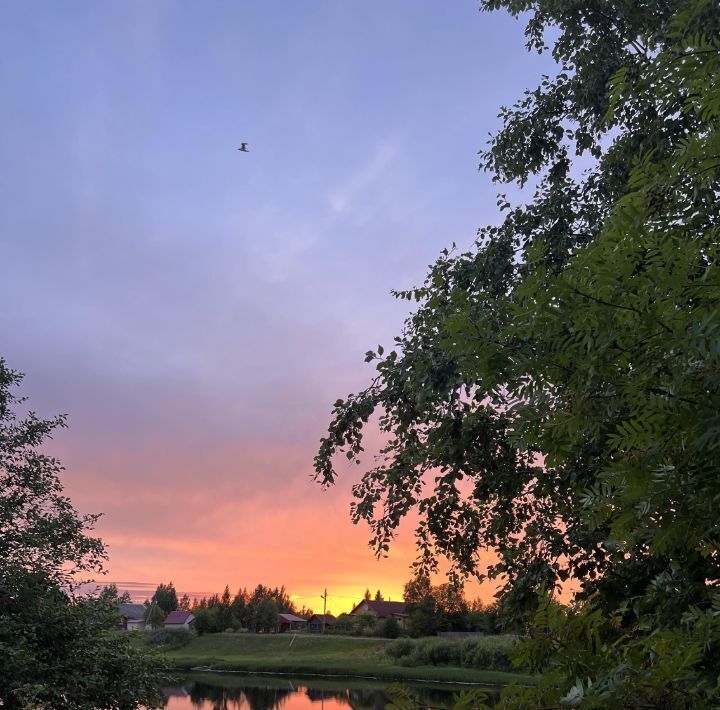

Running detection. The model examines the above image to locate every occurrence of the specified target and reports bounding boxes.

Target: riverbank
[155,632,535,686]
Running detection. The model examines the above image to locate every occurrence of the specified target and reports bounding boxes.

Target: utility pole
[320,589,328,634]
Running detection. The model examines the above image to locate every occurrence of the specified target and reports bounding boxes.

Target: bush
[143,628,193,650]
[384,636,517,670]
[460,637,516,671]
[386,638,415,660]
[376,617,401,639]
[426,639,461,666]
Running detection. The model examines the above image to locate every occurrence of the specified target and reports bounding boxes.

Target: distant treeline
[139,576,503,638]
[145,582,303,634]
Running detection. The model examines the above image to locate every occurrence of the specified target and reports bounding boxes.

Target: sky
[1,1,555,613]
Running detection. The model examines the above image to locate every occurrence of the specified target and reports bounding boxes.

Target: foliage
[353,611,378,635]
[152,581,179,614]
[0,360,165,708]
[387,682,490,710]
[144,602,166,630]
[403,574,498,636]
[316,0,720,706]
[191,582,294,634]
[384,636,517,673]
[178,592,192,610]
[377,616,402,639]
[143,627,193,650]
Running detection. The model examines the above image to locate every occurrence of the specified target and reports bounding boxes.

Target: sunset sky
[1,2,555,613]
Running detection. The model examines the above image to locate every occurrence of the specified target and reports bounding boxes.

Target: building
[349,599,408,627]
[277,613,307,633]
[118,603,147,631]
[307,613,336,633]
[164,610,196,630]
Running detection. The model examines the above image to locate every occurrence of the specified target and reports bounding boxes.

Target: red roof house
[349,599,408,626]
[164,610,195,629]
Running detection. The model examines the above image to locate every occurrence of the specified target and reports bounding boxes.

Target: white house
[118,603,147,631]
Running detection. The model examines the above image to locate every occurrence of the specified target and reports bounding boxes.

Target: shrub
[460,636,516,671]
[386,638,415,660]
[383,636,517,670]
[376,617,401,639]
[426,639,461,666]
[143,628,193,650]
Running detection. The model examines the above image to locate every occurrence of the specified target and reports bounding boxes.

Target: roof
[277,613,306,623]
[118,603,146,620]
[165,610,194,624]
[308,613,336,623]
[350,600,408,617]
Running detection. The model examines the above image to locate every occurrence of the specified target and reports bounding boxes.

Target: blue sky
[1,1,554,603]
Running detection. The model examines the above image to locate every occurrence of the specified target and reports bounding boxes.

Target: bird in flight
[238,143,249,152]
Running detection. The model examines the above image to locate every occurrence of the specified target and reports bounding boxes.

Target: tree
[193,606,215,636]
[407,595,438,639]
[374,589,384,601]
[363,588,372,601]
[403,574,433,606]
[178,593,191,611]
[316,1,720,705]
[144,602,165,630]
[255,598,279,633]
[103,583,131,604]
[152,581,178,615]
[378,617,401,639]
[0,360,164,708]
[231,588,248,628]
[353,612,377,635]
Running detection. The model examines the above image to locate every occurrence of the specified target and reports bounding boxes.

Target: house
[276,613,307,633]
[307,613,336,633]
[118,603,147,631]
[164,610,196,630]
[349,599,408,627]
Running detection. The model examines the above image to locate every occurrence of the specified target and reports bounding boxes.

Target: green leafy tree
[316,0,720,705]
[231,588,248,628]
[0,360,164,708]
[152,581,178,615]
[403,574,433,606]
[144,602,166,630]
[378,616,401,639]
[193,606,220,636]
[255,598,279,633]
[332,613,354,634]
[407,595,438,639]
[353,611,377,635]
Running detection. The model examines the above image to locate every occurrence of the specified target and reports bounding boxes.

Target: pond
[159,673,500,709]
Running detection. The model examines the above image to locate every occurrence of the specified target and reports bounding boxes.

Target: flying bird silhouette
[238,143,249,152]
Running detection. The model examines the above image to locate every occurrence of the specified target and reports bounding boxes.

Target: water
[160,673,498,709]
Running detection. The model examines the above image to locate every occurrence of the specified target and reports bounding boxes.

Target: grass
[156,632,536,686]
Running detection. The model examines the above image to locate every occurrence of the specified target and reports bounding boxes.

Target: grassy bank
[155,632,535,686]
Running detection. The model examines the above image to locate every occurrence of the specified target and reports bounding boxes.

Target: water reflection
[160,673,479,709]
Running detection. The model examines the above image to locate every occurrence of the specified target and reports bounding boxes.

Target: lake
[160,672,499,709]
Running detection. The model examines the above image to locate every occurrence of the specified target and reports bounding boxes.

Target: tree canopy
[152,581,179,615]
[0,360,164,708]
[316,0,720,705]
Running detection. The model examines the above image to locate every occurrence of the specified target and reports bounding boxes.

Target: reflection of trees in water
[345,687,389,709]
[184,681,293,709]
[305,687,350,705]
[243,685,293,710]
[163,678,483,709]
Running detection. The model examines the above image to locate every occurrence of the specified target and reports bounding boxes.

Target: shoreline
[177,665,532,687]
[152,632,535,687]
